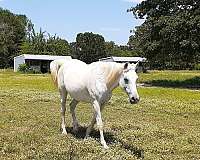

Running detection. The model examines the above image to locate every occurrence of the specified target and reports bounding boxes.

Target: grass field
[0,70,200,160]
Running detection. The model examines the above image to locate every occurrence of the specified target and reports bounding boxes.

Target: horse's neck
[103,63,123,91]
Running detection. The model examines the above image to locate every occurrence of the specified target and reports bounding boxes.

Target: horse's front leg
[92,100,108,149]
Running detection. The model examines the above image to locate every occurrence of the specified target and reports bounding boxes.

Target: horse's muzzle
[130,97,140,104]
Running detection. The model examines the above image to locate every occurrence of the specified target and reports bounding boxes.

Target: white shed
[14,54,72,73]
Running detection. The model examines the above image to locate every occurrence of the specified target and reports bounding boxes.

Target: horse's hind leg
[85,113,96,138]
[59,87,67,135]
[70,99,80,133]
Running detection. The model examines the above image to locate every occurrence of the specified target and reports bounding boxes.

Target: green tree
[0,8,71,68]
[20,29,71,56]
[0,8,28,68]
[128,0,200,69]
[105,41,138,57]
[71,32,107,63]
[46,34,71,55]
[105,41,115,56]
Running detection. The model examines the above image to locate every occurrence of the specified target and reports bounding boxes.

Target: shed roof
[100,56,147,62]
[15,54,72,61]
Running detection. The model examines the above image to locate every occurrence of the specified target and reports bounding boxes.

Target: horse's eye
[124,78,129,84]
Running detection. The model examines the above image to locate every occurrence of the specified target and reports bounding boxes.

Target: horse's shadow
[65,126,144,159]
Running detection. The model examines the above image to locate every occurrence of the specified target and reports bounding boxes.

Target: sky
[0,0,144,45]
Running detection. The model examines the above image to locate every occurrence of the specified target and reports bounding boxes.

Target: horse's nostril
[131,97,135,101]
[130,97,139,104]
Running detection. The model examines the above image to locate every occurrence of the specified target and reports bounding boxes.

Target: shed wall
[14,56,25,72]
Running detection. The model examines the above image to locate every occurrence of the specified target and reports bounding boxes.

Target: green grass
[0,70,200,159]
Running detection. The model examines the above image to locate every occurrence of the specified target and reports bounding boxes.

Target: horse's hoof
[103,144,109,149]
[84,136,90,141]
[72,129,79,134]
[61,131,67,135]
[101,141,109,149]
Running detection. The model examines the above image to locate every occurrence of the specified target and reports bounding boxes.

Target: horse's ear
[133,61,140,70]
[135,61,140,66]
[135,61,140,67]
[124,63,128,70]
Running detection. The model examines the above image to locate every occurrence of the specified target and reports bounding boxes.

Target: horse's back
[63,59,87,68]
[61,59,89,84]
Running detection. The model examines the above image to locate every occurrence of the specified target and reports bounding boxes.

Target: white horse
[50,59,140,149]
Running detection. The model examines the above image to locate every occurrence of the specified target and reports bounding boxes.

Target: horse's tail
[50,59,67,87]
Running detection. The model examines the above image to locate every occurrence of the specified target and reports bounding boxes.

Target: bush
[194,64,200,70]
[18,63,30,73]
[18,64,41,74]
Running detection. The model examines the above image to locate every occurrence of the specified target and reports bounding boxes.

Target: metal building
[14,54,72,73]
[99,56,147,72]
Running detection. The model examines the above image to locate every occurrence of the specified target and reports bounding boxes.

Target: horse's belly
[65,81,91,102]
[68,89,91,102]
[63,68,91,102]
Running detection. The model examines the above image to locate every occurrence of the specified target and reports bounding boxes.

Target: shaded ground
[66,126,144,159]
[138,70,200,90]
[144,76,200,89]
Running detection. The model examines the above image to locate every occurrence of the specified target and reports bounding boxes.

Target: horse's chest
[97,91,112,106]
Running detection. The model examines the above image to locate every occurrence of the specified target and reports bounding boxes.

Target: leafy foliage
[194,63,200,70]
[0,8,156,69]
[0,8,28,68]
[17,63,41,74]
[71,32,107,64]
[0,8,71,69]
[128,0,200,69]
[105,41,139,57]
[19,28,71,56]
[17,63,30,73]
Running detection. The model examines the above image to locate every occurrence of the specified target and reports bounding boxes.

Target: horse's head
[119,62,140,104]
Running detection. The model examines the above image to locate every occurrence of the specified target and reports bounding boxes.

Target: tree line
[0,8,137,68]
[128,0,200,70]
[1,0,200,70]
